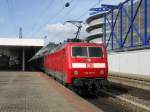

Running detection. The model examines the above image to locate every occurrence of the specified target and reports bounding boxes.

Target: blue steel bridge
[103,0,150,51]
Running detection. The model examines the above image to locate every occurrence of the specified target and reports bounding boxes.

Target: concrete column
[22,48,25,71]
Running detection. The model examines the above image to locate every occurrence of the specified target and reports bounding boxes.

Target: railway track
[86,75,150,112]
[99,89,150,111]
[86,85,150,112]
[47,71,150,112]
[108,73,150,91]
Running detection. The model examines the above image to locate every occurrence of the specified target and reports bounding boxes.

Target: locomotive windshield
[72,47,87,57]
[89,47,103,57]
[72,46,103,58]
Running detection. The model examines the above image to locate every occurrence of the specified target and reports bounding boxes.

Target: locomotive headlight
[74,70,79,75]
[100,70,104,75]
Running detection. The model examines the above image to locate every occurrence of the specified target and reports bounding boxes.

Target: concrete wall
[108,49,150,76]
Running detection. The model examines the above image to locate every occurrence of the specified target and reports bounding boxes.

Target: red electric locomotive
[44,41,108,91]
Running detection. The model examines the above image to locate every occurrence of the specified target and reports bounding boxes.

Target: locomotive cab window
[72,47,87,57]
[88,47,103,58]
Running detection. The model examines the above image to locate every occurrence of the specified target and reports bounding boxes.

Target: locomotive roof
[50,42,104,54]
[66,42,104,46]
[29,42,105,61]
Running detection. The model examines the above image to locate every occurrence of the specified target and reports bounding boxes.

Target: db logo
[86,63,93,68]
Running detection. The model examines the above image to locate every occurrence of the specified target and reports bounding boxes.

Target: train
[30,39,108,94]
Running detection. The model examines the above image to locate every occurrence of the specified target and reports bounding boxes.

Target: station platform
[0,72,101,112]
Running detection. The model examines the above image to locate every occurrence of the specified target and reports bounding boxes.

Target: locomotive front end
[68,43,108,87]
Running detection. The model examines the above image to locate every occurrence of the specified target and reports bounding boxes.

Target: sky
[0,0,124,44]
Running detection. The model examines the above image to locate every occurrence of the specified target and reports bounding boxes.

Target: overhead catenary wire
[32,0,103,36]
[32,0,82,36]
[31,0,76,36]
[6,0,13,18]
[6,0,16,30]
[32,6,66,36]
[32,1,77,36]
[61,0,79,21]
[63,0,74,5]
[36,0,55,23]
[76,0,104,20]
[30,0,55,36]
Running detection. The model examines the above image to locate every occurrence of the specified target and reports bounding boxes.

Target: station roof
[0,38,44,47]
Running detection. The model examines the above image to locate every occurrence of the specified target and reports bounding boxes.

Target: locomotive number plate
[86,63,93,68]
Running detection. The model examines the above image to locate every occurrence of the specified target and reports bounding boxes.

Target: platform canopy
[0,38,44,47]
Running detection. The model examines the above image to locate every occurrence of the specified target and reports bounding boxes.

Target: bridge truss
[103,0,150,51]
